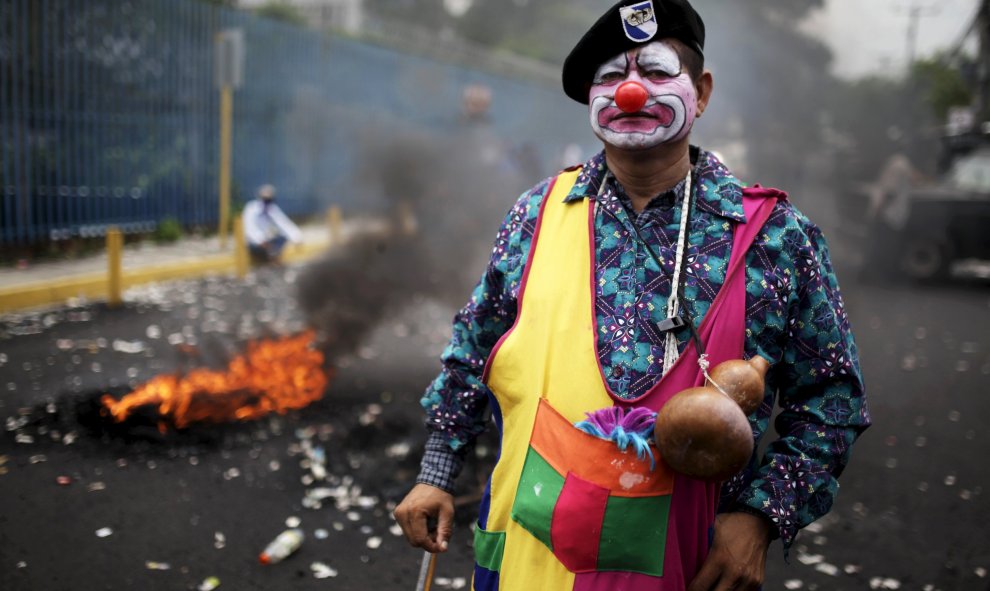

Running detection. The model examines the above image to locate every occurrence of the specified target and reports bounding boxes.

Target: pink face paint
[588,41,698,150]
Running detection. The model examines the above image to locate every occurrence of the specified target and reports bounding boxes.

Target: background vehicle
[864,146,990,281]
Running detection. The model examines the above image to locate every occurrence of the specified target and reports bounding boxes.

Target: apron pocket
[509,400,675,577]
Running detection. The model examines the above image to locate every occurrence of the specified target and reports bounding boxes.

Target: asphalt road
[1,253,988,590]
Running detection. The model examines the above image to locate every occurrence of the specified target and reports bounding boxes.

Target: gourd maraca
[655,356,770,481]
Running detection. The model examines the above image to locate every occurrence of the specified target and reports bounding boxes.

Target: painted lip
[598,103,675,133]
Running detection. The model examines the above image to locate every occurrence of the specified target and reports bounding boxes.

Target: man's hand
[687,512,772,591]
[393,483,455,553]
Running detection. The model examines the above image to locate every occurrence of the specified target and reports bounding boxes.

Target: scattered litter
[784,580,803,589]
[948,410,961,422]
[56,476,72,486]
[310,562,338,579]
[214,532,226,549]
[145,561,171,570]
[844,564,863,574]
[95,527,114,538]
[285,516,301,528]
[302,487,335,509]
[16,561,27,568]
[944,475,957,486]
[16,434,34,444]
[385,442,411,459]
[366,536,382,549]
[112,339,147,354]
[222,468,240,480]
[869,577,901,589]
[314,529,329,540]
[389,523,403,537]
[29,454,46,464]
[917,481,929,492]
[198,576,220,591]
[346,511,360,522]
[815,562,839,576]
[259,529,304,565]
[332,522,344,531]
[797,553,823,565]
[146,325,162,339]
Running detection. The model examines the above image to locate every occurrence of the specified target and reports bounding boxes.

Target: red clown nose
[614,81,649,113]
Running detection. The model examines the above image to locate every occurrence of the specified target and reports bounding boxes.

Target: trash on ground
[259,529,304,565]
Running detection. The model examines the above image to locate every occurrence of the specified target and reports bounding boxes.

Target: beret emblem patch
[620,1,658,42]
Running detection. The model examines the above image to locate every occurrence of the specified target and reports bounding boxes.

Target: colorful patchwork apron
[474,168,782,591]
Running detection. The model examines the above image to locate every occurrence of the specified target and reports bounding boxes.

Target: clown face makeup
[589,41,698,150]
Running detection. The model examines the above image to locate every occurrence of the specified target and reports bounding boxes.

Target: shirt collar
[562,148,747,223]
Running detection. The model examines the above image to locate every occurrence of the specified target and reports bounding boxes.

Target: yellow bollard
[107,227,124,308]
[233,216,249,278]
[218,85,234,249]
[327,205,342,246]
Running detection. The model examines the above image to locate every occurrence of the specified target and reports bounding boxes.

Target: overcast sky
[802,0,980,78]
[243,0,981,79]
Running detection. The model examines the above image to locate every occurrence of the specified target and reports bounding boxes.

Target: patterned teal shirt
[419,148,871,551]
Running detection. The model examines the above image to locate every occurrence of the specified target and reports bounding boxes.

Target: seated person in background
[243,184,302,263]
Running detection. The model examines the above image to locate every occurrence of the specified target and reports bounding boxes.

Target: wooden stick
[415,551,437,591]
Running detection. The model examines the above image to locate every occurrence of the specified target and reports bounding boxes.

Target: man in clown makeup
[395,1,871,589]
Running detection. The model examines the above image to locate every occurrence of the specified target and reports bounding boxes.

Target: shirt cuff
[724,502,781,541]
[415,432,467,494]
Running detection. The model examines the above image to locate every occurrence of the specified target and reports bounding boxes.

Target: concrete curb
[0,239,331,315]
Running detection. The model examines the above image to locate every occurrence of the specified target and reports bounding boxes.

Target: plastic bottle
[259,529,304,565]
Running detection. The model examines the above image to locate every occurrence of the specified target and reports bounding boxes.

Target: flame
[101,331,328,429]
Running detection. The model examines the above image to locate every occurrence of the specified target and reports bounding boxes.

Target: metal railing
[0,0,590,247]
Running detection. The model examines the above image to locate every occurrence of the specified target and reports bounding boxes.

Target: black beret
[562,0,705,104]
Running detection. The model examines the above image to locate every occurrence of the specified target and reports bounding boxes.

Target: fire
[101,331,328,429]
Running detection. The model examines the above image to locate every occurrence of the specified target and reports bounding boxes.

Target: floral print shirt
[419,148,871,551]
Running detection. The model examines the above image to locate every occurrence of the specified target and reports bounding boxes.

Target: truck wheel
[900,237,952,280]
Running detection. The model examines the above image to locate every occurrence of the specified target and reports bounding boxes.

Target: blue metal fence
[0,0,591,246]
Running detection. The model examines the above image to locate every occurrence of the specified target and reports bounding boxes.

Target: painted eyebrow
[636,45,681,76]
[593,53,630,79]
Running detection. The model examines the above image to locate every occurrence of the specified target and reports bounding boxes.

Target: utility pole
[900,1,940,70]
[978,0,990,122]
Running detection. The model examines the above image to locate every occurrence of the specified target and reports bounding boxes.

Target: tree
[910,56,975,121]
[254,1,307,27]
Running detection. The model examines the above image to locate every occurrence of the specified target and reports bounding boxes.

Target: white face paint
[588,41,698,150]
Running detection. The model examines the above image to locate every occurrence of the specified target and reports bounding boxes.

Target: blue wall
[0,0,592,245]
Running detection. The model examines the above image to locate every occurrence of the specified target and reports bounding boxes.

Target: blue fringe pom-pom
[575,406,658,470]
